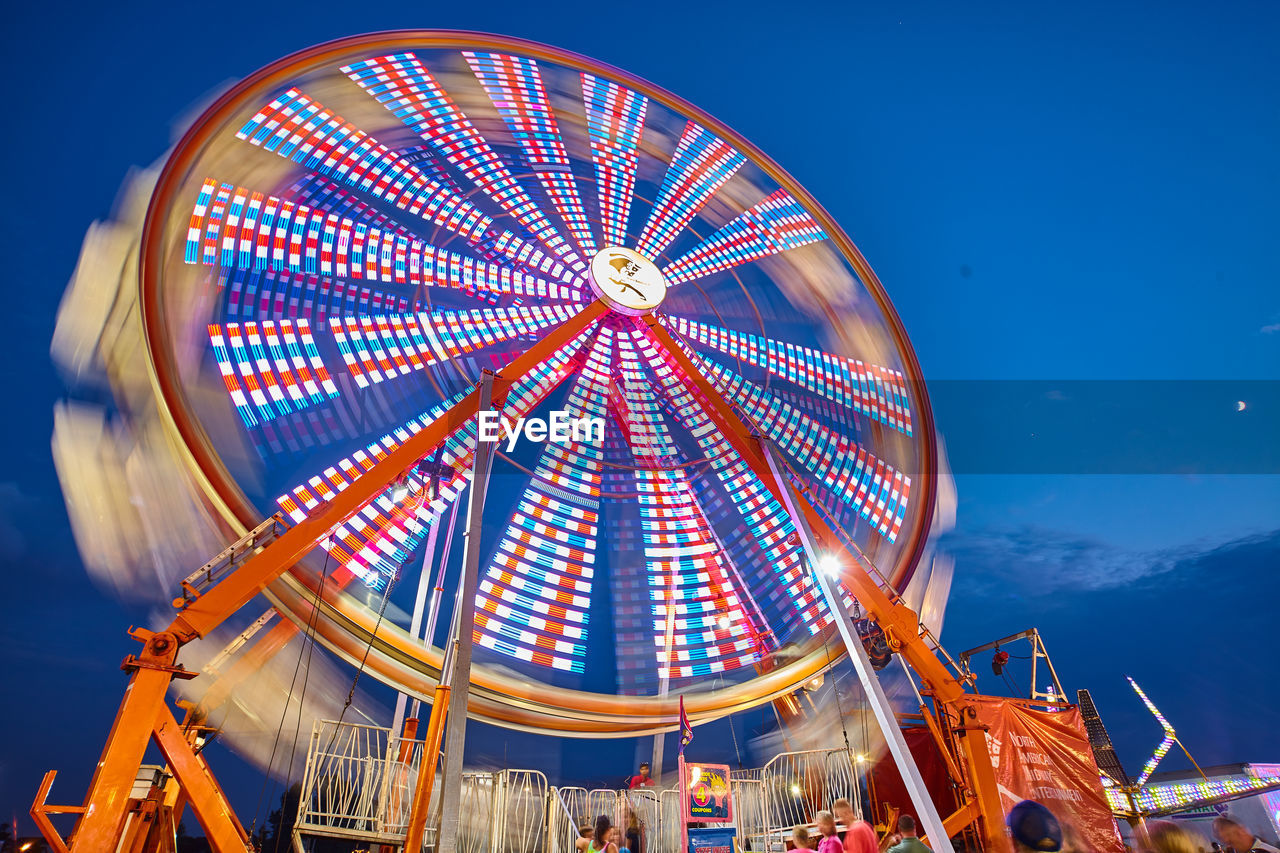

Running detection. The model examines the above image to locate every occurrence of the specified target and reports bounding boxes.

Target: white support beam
[758,439,955,853]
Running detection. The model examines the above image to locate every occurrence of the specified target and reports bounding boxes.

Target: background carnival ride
[41,30,1120,853]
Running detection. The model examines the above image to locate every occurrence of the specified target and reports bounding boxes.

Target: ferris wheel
[141,31,939,737]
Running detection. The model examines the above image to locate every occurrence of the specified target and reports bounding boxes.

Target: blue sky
[1,0,1277,831]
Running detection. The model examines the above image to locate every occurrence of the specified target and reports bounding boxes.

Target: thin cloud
[940,526,1277,597]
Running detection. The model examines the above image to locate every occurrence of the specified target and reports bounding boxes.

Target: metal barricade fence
[625,788,663,852]
[499,770,549,853]
[549,786,584,853]
[558,786,590,830]
[731,777,766,851]
[293,719,428,847]
[760,748,863,850]
[456,771,497,853]
[658,788,683,853]
[589,788,627,826]
[293,720,864,853]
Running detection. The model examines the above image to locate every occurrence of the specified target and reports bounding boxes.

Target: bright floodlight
[817,554,842,579]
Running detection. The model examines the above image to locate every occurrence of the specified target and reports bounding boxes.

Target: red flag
[679,695,693,756]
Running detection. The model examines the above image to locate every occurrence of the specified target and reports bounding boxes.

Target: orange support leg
[71,631,184,851]
[403,684,451,853]
[30,771,80,853]
[152,706,248,852]
[956,724,1009,853]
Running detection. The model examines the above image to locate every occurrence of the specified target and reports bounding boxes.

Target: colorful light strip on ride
[633,121,745,261]
[1105,774,1280,815]
[690,350,910,543]
[223,268,414,324]
[664,316,913,436]
[187,179,576,300]
[582,74,646,249]
[636,463,763,678]
[473,328,614,672]
[613,333,763,677]
[329,304,582,388]
[342,53,587,277]
[277,328,595,588]
[278,389,475,588]
[612,328,677,460]
[627,327,832,633]
[208,320,339,427]
[464,51,598,257]
[662,188,827,285]
[235,88,573,283]
[1128,676,1178,786]
[289,175,417,243]
[596,429,660,692]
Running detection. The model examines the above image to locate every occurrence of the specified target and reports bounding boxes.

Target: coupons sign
[683,763,734,822]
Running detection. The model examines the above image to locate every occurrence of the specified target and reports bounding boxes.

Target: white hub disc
[587,246,667,315]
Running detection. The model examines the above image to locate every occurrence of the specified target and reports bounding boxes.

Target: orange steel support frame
[35,301,606,853]
[36,300,1009,852]
[643,317,1009,852]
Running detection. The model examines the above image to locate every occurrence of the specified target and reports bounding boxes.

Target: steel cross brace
[41,301,607,853]
[643,316,1008,851]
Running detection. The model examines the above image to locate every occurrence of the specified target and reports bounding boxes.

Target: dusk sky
[1,0,1277,835]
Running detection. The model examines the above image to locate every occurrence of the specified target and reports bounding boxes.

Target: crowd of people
[576,813,644,853]
[791,800,929,853]
[585,763,1278,853]
[787,797,1280,853]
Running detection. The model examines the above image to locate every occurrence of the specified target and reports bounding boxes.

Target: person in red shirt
[833,799,879,853]
[627,762,654,788]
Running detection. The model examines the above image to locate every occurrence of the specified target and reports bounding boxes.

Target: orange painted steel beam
[926,799,982,848]
[71,631,184,850]
[644,317,966,704]
[152,706,247,852]
[52,301,606,853]
[644,316,1007,848]
[30,771,78,853]
[956,724,1010,853]
[167,299,604,645]
[404,683,451,853]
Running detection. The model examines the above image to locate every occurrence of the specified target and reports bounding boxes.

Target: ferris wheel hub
[586,246,667,315]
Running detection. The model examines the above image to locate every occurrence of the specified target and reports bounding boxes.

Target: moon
[1236,400,1247,412]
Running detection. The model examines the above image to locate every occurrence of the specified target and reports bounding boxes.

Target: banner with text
[972,697,1124,853]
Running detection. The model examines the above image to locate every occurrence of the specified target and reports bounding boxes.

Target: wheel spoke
[661,189,827,286]
[276,323,598,589]
[464,51,599,257]
[236,88,575,283]
[614,329,766,678]
[473,326,614,673]
[633,121,745,261]
[663,315,914,436]
[330,304,586,389]
[582,74,647,248]
[221,267,421,324]
[628,324,835,634]
[187,179,577,300]
[342,54,588,277]
[681,344,911,544]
